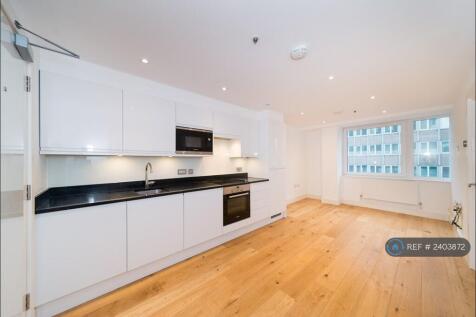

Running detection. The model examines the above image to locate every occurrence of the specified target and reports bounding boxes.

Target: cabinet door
[40,71,123,154]
[127,195,183,270]
[176,103,213,130]
[214,111,241,138]
[184,189,223,249]
[35,203,127,306]
[269,120,287,168]
[123,90,175,155]
[269,169,287,217]
[241,118,260,158]
[251,182,270,222]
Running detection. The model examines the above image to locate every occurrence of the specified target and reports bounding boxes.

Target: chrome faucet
[145,162,154,189]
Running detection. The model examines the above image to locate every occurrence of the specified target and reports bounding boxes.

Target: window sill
[342,174,451,183]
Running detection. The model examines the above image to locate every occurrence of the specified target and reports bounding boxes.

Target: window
[345,116,450,180]
[413,116,450,179]
[345,123,402,176]
[441,141,449,153]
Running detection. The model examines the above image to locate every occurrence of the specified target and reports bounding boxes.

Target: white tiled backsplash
[46,138,262,187]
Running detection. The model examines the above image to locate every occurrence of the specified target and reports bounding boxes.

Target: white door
[466,98,475,269]
[1,20,29,316]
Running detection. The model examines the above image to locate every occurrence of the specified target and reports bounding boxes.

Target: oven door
[223,191,251,226]
[176,127,213,155]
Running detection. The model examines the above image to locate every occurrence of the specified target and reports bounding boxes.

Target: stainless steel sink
[135,188,165,196]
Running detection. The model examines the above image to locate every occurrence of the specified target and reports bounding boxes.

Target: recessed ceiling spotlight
[328,75,335,80]
[141,58,149,64]
[382,109,387,114]
[300,112,305,116]
[370,95,376,100]
[265,103,271,107]
[222,86,227,91]
[322,120,327,124]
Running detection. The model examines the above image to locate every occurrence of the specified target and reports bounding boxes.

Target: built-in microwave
[176,126,213,155]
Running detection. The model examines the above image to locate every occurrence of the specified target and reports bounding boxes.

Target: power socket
[177,169,187,175]
[188,169,194,175]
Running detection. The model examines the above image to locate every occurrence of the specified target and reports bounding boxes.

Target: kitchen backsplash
[46,138,264,187]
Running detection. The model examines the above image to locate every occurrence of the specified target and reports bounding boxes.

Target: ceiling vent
[290,45,308,60]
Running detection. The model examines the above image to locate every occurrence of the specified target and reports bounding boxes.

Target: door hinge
[24,293,30,311]
[25,75,31,92]
[25,184,31,201]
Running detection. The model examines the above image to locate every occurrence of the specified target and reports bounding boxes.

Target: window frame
[342,113,452,182]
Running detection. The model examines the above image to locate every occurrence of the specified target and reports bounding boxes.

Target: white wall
[285,126,307,203]
[304,129,321,198]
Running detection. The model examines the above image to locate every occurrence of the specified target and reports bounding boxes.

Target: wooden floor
[61,199,475,317]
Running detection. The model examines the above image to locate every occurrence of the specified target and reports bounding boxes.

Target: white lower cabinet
[127,194,184,270]
[184,188,223,249]
[269,169,287,217]
[251,182,271,222]
[35,203,127,306]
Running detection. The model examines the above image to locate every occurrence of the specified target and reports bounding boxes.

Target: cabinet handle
[469,183,476,188]
[228,192,250,199]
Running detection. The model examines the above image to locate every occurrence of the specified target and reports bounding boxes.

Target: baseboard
[321,198,341,205]
[287,194,308,204]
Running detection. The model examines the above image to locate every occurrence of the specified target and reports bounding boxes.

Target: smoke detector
[290,45,308,60]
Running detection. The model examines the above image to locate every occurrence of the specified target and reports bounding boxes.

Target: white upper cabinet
[123,90,175,155]
[176,102,213,130]
[40,71,123,154]
[213,111,241,138]
[268,119,286,168]
[127,195,183,270]
[183,188,223,249]
[241,117,260,158]
[35,203,127,306]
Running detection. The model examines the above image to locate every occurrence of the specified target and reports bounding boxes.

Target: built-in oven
[176,126,213,155]
[223,184,250,226]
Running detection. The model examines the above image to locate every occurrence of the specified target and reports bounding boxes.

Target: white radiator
[360,178,420,206]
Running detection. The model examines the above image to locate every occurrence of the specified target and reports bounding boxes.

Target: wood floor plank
[60,199,475,317]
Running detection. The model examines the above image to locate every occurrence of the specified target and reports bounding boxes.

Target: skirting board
[35,215,284,317]
[287,194,308,204]
[294,196,448,221]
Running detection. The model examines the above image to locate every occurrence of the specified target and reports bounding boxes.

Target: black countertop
[35,173,268,214]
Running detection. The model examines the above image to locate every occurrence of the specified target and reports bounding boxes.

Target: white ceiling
[11,0,475,126]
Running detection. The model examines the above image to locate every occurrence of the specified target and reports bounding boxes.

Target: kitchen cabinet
[269,169,287,217]
[127,194,183,270]
[268,119,287,168]
[35,203,127,306]
[251,182,271,222]
[213,111,241,138]
[184,188,223,248]
[176,102,213,130]
[241,118,260,158]
[123,90,175,155]
[40,71,123,154]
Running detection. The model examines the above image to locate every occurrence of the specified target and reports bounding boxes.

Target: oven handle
[227,192,250,199]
